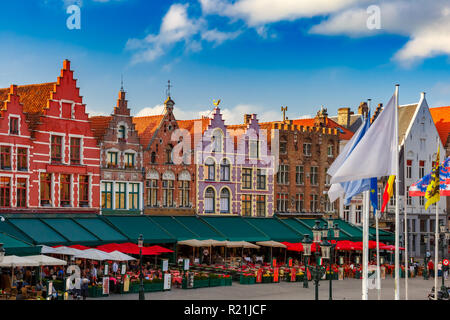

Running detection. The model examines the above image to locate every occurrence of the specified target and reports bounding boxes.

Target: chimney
[358,102,368,117]
[337,107,350,128]
[244,114,252,124]
[314,106,328,127]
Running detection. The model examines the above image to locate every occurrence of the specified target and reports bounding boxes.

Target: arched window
[205,158,215,181]
[220,188,230,213]
[205,187,215,213]
[220,158,230,181]
[212,129,223,153]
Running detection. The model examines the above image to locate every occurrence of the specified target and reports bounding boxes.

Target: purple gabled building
[195,106,274,216]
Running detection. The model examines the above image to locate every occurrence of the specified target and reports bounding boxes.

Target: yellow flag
[425,145,440,210]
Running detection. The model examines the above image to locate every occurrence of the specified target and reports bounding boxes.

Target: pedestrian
[81,273,89,300]
[428,259,434,278]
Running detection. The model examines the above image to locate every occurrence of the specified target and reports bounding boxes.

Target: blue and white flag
[328,111,371,203]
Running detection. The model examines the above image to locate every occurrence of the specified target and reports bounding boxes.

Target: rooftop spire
[166,80,172,98]
[120,74,124,92]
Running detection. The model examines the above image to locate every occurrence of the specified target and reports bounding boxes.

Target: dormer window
[9,117,19,135]
[118,125,126,140]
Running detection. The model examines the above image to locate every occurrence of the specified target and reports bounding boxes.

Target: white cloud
[126,3,242,64]
[199,0,363,26]
[134,103,283,125]
[198,0,450,65]
[201,29,242,46]
[86,108,108,116]
[309,0,450,64]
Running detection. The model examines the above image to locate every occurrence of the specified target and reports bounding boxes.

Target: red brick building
[133,96,201,215]
[90,87,144,214]
[259,107,353,218]
[0,60,100,214]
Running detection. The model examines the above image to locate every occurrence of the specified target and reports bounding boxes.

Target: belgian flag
[381,175,395,213]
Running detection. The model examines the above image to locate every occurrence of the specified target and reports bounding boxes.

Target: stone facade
[89,88,144,214]
[196,108,275,216]
[259,107,347,218]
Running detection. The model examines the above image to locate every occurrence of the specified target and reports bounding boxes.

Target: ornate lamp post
[329,223,340,300]
[302,235,312,288]
[138,234,145,301]
[439,222,450,296]
[311,220,324,300]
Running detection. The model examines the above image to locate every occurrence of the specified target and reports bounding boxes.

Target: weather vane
[166,80,172,97]
[213,99,221,107]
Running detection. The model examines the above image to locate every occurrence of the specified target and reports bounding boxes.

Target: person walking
[428,259,434,278]
[81,273,89,300]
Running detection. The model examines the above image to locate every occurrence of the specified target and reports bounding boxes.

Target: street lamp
[309,220,326,300]
[312,220,322,244]
[138,234,145,301]
[302,235,312,288]
[439,221,450,297]
[322,223,340,300]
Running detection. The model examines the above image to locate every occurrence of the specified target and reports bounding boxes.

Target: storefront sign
[338,267,344,280]
[164,273,171,290]
[184,259,190,271]
[102,277,109,295]
[272,258,277,268]
[288,258,293,267]
[162,259,169,272]
[290,268,296,282]
[104,262,109,276]
[256,269,263,283]
[273,268,279,282]
[48,281,53,297]
[123,276,130,292]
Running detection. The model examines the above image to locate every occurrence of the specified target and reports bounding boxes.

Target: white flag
[328,183,344,203]
[330,94,397,184]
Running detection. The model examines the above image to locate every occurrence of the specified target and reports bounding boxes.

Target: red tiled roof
[0,83,56,132]
[177,118,210,149]
[132,115,165,148]
[89,116,112,141]
[0,82,55,115]
[430,106,450,146]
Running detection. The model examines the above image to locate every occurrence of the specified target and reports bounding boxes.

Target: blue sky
[1,0,450,124]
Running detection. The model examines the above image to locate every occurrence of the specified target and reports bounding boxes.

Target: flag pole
[375,209,381,300]
[362,190,370,300]
[404,133,409,300]
[434,137,440,300]
[394,84,400,300]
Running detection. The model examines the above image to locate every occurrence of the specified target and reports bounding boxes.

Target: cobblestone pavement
[92,277,441,300]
